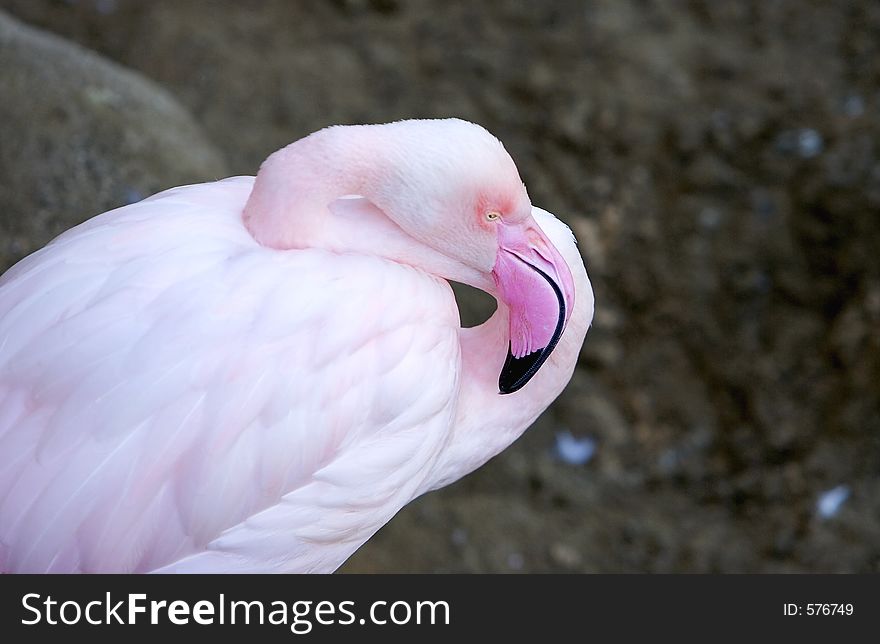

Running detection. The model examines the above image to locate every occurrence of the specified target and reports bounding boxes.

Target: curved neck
[424,265,592,493]
[243,125,377,250]
[242,124,592,495]
[242,125,491,291]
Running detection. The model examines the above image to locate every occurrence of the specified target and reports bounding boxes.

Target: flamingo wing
[0,178,461,573]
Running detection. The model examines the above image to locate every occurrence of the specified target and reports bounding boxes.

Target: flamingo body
[0,120,592,573]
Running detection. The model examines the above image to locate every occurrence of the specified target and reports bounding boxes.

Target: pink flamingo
[0,119,592,573]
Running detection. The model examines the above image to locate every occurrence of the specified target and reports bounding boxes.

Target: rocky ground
[1,0,877,572]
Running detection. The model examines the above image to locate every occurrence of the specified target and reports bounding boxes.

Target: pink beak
[492,218,576,394]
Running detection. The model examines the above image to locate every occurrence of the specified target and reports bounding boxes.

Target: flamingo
[0,119,593,573]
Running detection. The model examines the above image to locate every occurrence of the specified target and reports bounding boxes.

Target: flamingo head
[247,118,577,394]
[366,119,577,394]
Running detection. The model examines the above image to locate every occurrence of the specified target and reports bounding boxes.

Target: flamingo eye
[485,211,501,222]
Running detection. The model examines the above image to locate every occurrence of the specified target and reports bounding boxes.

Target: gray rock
[0,10,227,272]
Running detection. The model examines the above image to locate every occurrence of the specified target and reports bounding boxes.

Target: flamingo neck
[242,125,591,494]
[243,125,377,250]
[242,125,492,292]
[424,270,591,493]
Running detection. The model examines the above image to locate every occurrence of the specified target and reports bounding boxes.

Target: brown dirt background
[1,0,878,572]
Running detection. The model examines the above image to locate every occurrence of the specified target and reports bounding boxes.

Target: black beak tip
[498,264,567,395]
[499,348,547,394]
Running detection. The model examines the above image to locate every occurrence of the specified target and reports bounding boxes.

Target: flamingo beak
[492,218,576,394]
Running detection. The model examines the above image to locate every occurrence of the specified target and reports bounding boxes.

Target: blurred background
[0,0,877,572]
